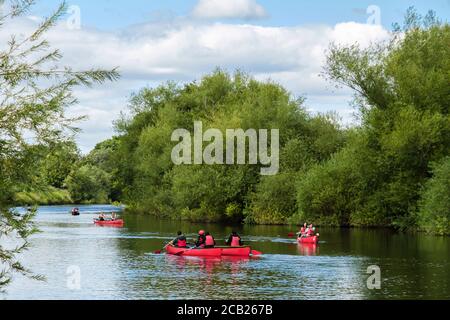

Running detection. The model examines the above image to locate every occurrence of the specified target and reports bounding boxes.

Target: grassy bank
[14,187,72,206]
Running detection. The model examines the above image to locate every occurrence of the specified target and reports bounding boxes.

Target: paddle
[287,232,296,238]
[251,250,262,256]
[154,242,171,254]
[156,241,195,255]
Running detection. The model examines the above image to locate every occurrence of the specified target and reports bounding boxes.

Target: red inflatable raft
[166,245,222,257]
[166,245,261,257]
[219,246,252,257]
[94,219,124,226]
[298,236,319,244]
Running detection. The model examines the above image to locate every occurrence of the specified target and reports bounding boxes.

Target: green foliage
[84,138,119,172]
[111,69,345,223]
[246,173,298,225]
[83,137,122,200]
[40,142,80,188]
[418,158,450,235]
[0,207,44,288]
[172,165,247,222]
[225,203,242,220]
[65,165,111,204]
[14,187,71,206]
[0,1,118,288]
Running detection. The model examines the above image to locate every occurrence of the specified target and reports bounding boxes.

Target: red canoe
[94,219,124,226]
[166,245,222,257]
[219,246,252,257]
[298,236,319,244]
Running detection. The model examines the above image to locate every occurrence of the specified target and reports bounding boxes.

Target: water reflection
[297,243,319,256]
[166,255,223,274]
[165,255,254,274]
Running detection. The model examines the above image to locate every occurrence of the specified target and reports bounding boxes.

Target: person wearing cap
[195,230,206,248]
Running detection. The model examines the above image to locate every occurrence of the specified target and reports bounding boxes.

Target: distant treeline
[20,10,449,235]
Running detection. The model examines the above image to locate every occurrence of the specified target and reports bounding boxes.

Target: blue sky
[31,0,450,30]
[11,0,449,152]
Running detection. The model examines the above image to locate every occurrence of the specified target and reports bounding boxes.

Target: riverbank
[14,187,72,206]
[123,206,449,237]
[12,196,446,237]
[13,188,124,207]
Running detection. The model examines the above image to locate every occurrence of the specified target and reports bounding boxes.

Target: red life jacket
[300,227,306,234]
[205,235,215,246]
[231,236,241,247]
[307,229,315,236]
[177,238,187,248]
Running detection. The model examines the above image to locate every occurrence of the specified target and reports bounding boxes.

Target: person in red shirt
[172,231,187,248]
[204,232,216,248]
[299,223,308,237]
[296,223,308,238]
[307,224,315,237]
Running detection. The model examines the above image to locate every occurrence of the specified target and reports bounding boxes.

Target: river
[2,205,449,300]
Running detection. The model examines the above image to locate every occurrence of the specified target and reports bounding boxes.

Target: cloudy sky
[3,0,450,153]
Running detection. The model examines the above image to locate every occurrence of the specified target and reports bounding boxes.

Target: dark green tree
[418,157,450,235]
[65,165,111,203]
[40,141,80,188]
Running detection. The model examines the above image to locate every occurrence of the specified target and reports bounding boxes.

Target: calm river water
[2,205,449,300]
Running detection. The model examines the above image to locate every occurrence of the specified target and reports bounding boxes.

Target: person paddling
[196,230,206,248]
[307,224,315,237]
[297,223,308,238]
[98,213,106,221]
[204,232,216,248]
[226,231,243,247]
[172,231,187,248]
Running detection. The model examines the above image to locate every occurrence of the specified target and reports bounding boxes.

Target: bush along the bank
[417,157,450,235]
[65,164,111,204]
[14,187,72,206]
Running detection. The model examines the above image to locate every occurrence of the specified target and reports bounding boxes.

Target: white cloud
[192,0,267,19]
[1,16,390,153]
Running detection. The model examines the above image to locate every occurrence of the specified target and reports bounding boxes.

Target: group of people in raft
[97,212,118,221]
[297,223,320,238]
[170,230,243,248]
